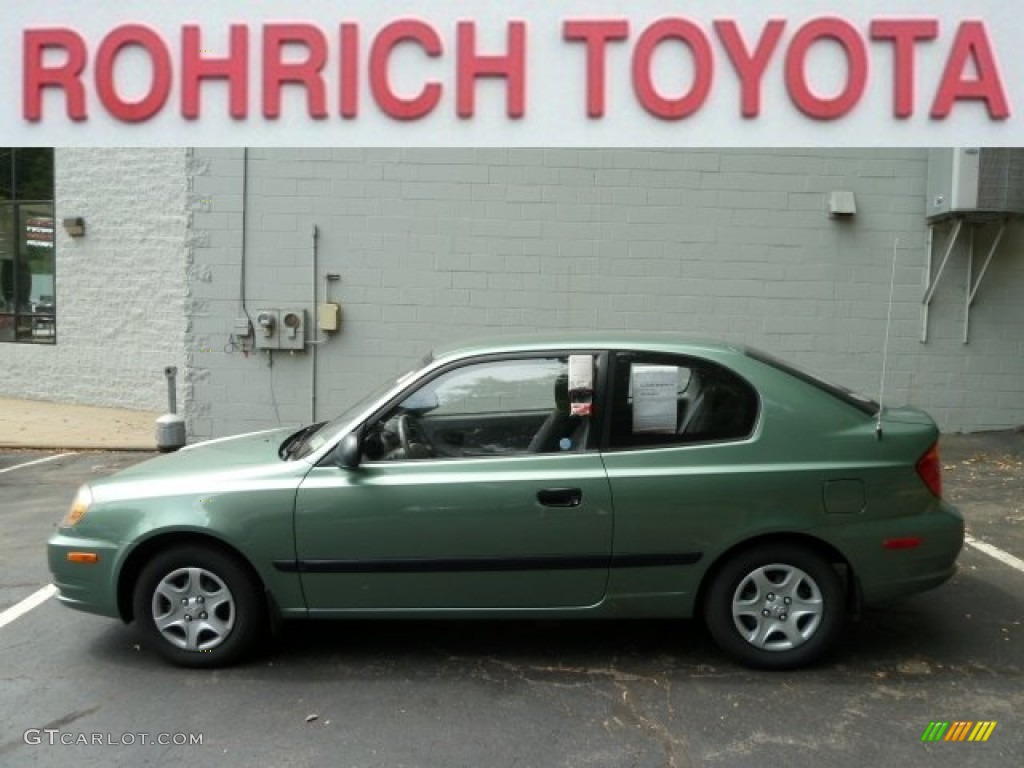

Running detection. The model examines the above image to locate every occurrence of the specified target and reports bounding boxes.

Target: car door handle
[537,488,582,508]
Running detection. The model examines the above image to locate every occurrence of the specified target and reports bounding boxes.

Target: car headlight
[61,485,92,527]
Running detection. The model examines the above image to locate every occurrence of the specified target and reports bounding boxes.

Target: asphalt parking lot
[0,435,1021,768]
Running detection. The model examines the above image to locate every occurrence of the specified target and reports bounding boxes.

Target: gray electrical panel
[927,148,1024,221]
[253,308,306,351]
[279,309,306,350]
[254,309,280,350]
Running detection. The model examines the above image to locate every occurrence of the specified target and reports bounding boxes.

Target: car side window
[363,357,593,461]
[608,353,757,450]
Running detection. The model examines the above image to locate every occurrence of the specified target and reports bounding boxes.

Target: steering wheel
[396,414,433,458]
[396,414,414,456]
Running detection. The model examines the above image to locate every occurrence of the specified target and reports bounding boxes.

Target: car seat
[528,374,589,453]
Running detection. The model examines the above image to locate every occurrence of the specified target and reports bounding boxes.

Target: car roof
[429,332,743,363]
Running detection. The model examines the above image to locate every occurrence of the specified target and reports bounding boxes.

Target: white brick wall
[0,148,187,411]
[182,148,1023,439]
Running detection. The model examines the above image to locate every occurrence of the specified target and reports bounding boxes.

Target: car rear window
[743,347,878,416]
[608,352,759,449]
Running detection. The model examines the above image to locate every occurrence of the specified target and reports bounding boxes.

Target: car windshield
[288,355,433,461]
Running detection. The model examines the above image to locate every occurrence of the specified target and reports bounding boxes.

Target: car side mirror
[400,389,440,414]
[334,432,362,469]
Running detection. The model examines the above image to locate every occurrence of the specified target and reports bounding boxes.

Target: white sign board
[631,365,678,434]
[0,1,1021,146]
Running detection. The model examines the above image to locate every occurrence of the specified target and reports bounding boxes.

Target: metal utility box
[279,309,306,350]
[253,308,306,351]
[318,302,341,332]
[253,309,280,350]
[927,148,1024,221]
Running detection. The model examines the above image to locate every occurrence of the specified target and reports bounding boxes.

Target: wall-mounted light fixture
[62,217,86,237]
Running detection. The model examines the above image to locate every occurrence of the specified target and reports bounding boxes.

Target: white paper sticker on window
[632,365,678,434]
[568,354,594,416]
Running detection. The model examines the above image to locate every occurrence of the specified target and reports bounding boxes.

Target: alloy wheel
[731,563,823,651]
[151,566,236,651]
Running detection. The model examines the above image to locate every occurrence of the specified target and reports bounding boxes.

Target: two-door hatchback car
[48,334,964,669]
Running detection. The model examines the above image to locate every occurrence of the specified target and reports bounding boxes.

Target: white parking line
[0,584,58,629]
[966,534,1024,575]
[0,452,74,475]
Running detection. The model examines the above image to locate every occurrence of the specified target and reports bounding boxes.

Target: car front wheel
[132,545,266,668]
[704,544,845,670]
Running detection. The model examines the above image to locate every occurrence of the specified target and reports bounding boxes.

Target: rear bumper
[860,561,959,604]
[852,500,965,605]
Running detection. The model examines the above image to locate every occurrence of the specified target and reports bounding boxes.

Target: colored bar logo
[921,721,997,742]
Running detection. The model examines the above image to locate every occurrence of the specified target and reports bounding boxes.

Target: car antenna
[876,238,899,440]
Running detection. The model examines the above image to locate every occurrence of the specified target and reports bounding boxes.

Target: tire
[703,543,845,670]
[132,545,267,668]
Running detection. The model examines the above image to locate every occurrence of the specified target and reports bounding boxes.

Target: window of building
[0,148,56,344]
[608,352,758,449]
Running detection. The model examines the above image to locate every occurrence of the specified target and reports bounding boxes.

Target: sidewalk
[0,397,159,451]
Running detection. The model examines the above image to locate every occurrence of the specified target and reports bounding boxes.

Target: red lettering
[23,28,88,121]
[262,24,328,119]
[786,18,868,120]
[870,19,938,119]
[182,25,249,120]
[96,25,172,123]
[715,20,786,118]
[931,21,1010,119]
[456,21,526,118]
[563,19,629,118]
[369,21,442,120]
[340,23,359,119]
[632,19,713,120]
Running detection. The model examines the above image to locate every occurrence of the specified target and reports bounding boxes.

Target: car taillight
[916,442,942,498]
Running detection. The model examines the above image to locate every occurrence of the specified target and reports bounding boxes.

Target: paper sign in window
[568,355,594,416]
[632,365,678,433]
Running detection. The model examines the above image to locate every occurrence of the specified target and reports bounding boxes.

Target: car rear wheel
[704,544,845,670]
[132,545,266,668]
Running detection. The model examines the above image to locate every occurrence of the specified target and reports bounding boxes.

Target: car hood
[92,427,300,491]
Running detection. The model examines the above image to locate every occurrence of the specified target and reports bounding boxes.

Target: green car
[48,334,964,669]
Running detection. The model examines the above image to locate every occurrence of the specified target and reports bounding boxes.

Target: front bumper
[47,533,123,619]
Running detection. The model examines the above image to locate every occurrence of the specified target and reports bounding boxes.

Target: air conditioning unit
[927,148,1024,221]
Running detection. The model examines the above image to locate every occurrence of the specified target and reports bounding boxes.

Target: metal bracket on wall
[921,217,1009,344]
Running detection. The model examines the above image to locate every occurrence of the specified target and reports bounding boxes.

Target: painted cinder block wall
[0,148,187,412]
[183,148,1023,439]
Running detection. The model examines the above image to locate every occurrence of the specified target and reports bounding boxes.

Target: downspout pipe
[311,224,319,424]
